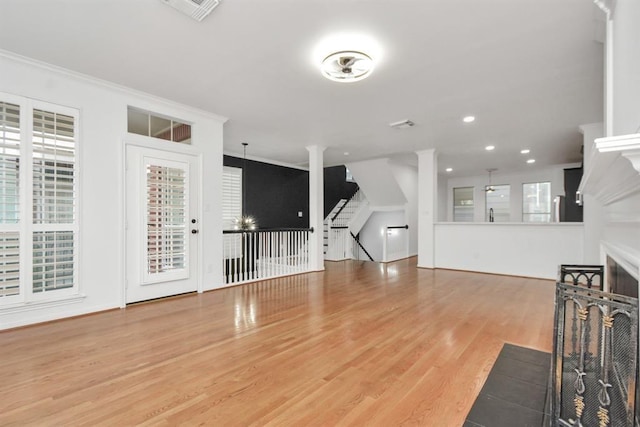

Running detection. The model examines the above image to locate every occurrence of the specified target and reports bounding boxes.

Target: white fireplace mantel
[579,133,640,206]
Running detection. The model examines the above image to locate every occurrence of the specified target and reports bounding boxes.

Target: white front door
[125,145,199,303]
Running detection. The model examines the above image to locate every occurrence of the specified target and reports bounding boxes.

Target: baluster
[257,231,263,279]
[597,307,613,427]
[571,302,588,427]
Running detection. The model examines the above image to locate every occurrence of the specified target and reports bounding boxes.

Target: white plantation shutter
[0,94,79,305]
[0,101,21,300]
[31,107,77,296]
[32,109,76,224]
[146,164,187,277]
[222,166,242,259]
[222,166,242,230]
[0,102,20,225]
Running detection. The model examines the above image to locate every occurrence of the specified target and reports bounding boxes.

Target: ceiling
[0,0,604,176]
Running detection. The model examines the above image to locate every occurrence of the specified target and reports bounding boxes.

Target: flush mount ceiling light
[520,149,530,154]
[463,116,475,123]
[485,145,495,151]
[321,51,374,83]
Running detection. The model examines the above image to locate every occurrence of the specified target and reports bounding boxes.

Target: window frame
[522,181,552,223]
[453,186,474,222]
[0,92,81,307]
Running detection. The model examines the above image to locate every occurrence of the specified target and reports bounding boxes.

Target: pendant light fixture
[234,142,257,231]
[484,168,497,193]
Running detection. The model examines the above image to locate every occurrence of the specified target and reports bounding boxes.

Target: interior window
[522,182,551,222]
[453,187,474,222]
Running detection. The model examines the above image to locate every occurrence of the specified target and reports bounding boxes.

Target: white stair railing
[324,189,366,261]
[223,228,311,285]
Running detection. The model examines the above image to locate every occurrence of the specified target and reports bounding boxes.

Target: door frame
[121,135,204,307]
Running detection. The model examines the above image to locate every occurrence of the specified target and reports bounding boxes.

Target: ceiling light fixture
[485,145,495,151]
[445,167,453,172]
[463,116,475,123]
[321,51,374,83]
[527,159,536,164]
[520,149,530,154]
[389,119,415,129]
[484,168,497,192]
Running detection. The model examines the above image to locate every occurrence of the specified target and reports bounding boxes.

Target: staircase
[324,189,372,261]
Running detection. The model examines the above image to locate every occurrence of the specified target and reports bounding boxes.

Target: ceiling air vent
[160,0,221,22]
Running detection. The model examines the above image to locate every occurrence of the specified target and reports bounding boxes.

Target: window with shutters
[222,166,242,230]
[0,93,79,306]
[222,166,242,259]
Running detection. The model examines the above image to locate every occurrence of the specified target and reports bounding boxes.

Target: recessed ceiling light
[485,145,495,151]
[445,167,453,172]
[527,159,536,164]
[520,149,530,154]
[344,152,350,156]
[463,116,475,123]
[321,51,373,83]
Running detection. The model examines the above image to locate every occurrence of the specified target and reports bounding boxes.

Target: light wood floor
[1,258,555,426]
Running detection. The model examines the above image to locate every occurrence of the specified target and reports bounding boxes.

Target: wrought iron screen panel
[552,283,639,427]
[560,265,604,290]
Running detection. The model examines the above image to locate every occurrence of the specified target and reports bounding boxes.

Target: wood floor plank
[0,257,555,426]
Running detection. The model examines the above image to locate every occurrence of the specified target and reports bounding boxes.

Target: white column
[307,145,326,271]
[417,149,437,269]
[579,123,604,264]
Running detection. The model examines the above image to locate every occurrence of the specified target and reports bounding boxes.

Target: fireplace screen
[552,283,639,426]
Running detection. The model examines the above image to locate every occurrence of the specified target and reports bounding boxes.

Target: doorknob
[191,229,199,234]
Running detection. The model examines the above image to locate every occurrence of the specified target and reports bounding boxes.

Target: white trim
[122,138,203,304]
[0,49,228,124]
[0,294,86,315]
[602,241,640,282]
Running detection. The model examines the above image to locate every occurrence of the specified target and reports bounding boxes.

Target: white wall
[357,210,405,262]
[612,0,640,137]
[346,158,407,208]
[443,164,579,222]
[435,223,584,279]
[0,53,225,329]
[388,160,418,255]
[580,123,605,264]
[437,174,448,222]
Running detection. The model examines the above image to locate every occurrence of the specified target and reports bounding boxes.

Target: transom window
[127,107,191,144]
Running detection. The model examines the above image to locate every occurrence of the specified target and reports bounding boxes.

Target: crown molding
[579,133,640,205]
[596,133,640,173]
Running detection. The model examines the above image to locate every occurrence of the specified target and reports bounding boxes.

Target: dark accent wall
[222,158,358,227]
[563,167,583,222]
[224,156,308,229]
[324,166,359,218]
